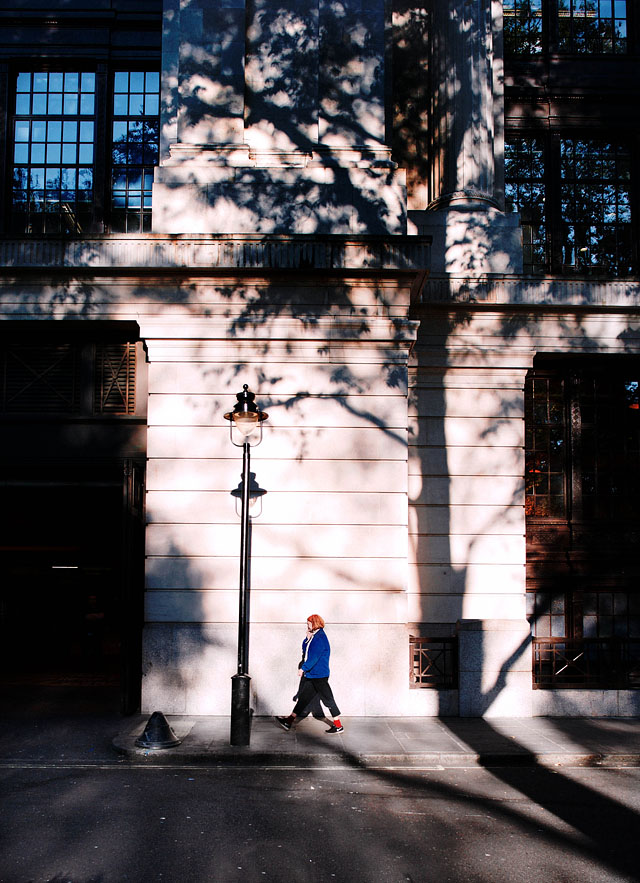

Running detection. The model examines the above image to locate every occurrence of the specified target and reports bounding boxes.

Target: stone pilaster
[457,619,532,717]
[409,1,522,275]
[165,0,247,148]
[429,0,497,209]
[153,0,406,235]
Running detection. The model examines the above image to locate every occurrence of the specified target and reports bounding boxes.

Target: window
[558,0,627,53]
[504,0,628,55]
[10,70,160,235]
[560,139,632,274]
[526,361,640,688]
[111,72,160,233]
[524,373,565,516]
[0,341,137,415]
[504,137,547,272]
[12,72,96,234]
[504,0,543,55]
[505,135,634,276]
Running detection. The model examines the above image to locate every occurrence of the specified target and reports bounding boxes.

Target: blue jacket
[300,628,330,679]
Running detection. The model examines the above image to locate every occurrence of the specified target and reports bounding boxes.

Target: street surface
[1,761,639,883]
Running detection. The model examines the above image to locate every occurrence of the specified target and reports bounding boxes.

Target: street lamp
[224,384,268,746]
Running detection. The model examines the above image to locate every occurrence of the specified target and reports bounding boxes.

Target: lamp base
[230,673,252,746]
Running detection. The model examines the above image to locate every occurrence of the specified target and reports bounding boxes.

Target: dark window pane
[504,0,543,55]
[10,70,96,234]
[505,136,548,272]
[109,71,160,232]
[560,139,632,276]
[557,0,627,53]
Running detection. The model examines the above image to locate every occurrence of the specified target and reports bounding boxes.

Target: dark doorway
[0,465,144,713]
[0,325,147,713]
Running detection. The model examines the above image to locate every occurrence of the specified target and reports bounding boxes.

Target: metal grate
[1,344,79,412]
[410,637,458,689]
[533,637,640,689]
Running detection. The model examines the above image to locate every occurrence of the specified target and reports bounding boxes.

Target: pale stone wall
[138,280,418,714]
[410,295,640,717]
[3,240,640,717]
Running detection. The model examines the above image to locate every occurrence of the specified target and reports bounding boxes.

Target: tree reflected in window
[110,72,159,233]
[560,139,632,275]
[505,137,547,272]
[11,72,95,234]
[505,135,633,276]
[504,0,543,55]
[11,69,159,235]
[558,0,627,54]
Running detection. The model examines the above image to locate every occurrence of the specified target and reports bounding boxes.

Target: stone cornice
[420,276,640,309]
[0,235,431,274]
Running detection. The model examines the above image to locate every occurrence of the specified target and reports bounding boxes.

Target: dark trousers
[295,676,325,718]
[293,677,341,718]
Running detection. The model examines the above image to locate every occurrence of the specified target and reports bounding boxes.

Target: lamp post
[224,384,268,746]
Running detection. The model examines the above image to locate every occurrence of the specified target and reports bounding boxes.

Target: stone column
[409,1,522,274]
[429,0,497,209]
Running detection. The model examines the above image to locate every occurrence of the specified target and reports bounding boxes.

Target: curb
[112,739,640,769]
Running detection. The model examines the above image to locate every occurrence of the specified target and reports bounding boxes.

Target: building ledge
[0,235,431,273]
[420,275,640,309]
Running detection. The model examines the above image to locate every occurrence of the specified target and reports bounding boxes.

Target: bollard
[135,711,181,749]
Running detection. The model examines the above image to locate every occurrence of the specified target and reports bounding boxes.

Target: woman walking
[275,614,344,734]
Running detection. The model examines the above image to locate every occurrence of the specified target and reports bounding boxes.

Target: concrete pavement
[113,714,640,768]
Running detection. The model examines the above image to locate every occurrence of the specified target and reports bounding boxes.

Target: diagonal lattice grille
[410,637,458,688]
[94,343,136,414]
[2,344,79,412]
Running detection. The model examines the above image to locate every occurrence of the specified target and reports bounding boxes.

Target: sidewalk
[113,714,640,768]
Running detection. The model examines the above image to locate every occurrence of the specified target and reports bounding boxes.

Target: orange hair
[307,614,325,630]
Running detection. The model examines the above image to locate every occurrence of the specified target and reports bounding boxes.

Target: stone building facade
[0,0,638,717]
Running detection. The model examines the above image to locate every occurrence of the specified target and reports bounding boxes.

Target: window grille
[525,374,566,517]
[410,637,458,688]
[533,638,640,688]
[0,341,137,416]
[94,343,136,414]
[526,361,640,688]
[1,344,80,412]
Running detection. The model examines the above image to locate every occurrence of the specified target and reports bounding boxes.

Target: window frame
[10,68,101,236]
[6,63,160,236]
[108,69,161,234]
[526,358,640,689]
[505,129,637,276]
[504,0,634,57]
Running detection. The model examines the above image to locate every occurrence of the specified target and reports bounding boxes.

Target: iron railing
[533,637,640,688]
[410,636,458,689]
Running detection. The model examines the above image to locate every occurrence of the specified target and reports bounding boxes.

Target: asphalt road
[1,762,639,883]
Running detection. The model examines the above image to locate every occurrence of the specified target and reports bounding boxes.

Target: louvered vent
[95,343,136,414]
[2,345,80,412]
